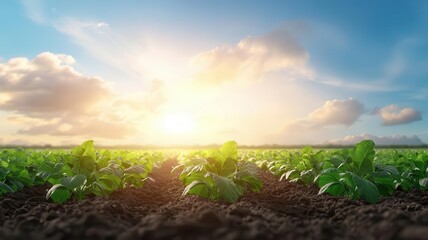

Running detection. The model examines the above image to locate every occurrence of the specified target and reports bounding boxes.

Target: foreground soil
[1,160,428,240]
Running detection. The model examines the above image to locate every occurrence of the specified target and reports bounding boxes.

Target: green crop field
[1,140,427,204]
[2,1,427,239]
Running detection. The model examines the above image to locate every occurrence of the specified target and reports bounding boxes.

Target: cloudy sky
[0,1,427,146]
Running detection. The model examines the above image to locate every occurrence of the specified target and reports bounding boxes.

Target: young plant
[397,152,428,191]
[316,140,399,203]
[46,140,158,203]
[174,141,262,202]
[46,140,96,203]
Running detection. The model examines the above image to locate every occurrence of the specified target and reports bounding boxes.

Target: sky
[0,0,427,146]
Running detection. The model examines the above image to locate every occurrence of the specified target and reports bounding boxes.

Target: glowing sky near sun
[0,1,427,146]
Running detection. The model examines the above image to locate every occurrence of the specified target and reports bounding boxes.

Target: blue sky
[0,1,427,146]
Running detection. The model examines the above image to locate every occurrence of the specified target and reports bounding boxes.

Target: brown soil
[1,159,427,240]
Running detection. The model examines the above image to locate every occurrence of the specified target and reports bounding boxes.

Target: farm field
[1,140,427,239]
[2,1,428,240]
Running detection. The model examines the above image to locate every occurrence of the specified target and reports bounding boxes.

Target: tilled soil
[1,159,428,240]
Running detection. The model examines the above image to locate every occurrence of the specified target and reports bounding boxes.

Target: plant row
[1,140,427,204]
[0,140,162,203]
[246,140,428,203]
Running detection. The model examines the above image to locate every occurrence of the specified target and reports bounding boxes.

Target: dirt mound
[1,159,427,239]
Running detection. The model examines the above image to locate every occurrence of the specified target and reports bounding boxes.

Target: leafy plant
[174,141,262,202]
[46,140,159,203]
[1,139,427,205]
[315,140,398,203]
[396,152,428,191]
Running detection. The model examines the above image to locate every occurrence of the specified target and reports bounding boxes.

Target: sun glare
[162,113,195,134]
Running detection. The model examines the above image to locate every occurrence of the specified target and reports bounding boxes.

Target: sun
[162,113,195,134]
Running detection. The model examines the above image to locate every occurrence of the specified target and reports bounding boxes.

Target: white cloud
[283,98,365,130]
[0,52,111,118]
[375,104,422,125]
[278,98,365,144]
[326,133,425,146]
[190,23,313,85]
[0,53,166,139]
[309,98,365,126]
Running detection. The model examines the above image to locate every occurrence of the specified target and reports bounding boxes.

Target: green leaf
[318,181,345,196]
[19,169,31,180]
[376,164,399,176]
[279,169,299,181]
[330,157,344,168]
[72,140,96,161]
[60,174,86,189]
[36,171,51,180]
[46,184,71,204]
[91,181,106,196]
[419,178,428,188]
[53,163,64,172]
[220,141,238,163]
[97,175,121,192]
[0,182,14,194]
[238,161,259,175]
[124,165,146,175]
[372,172,395,195]
[352,140,375,176]
[339,172,354,188]
[220,157,237,176]
[317,172,340,187]
[8,180,24,191]
[372,172,395,186]
[302,146,313,154]
[397,178,413,191]
[212,173,241,202]
[350,173,381,203]
[234,162,262,192]
[123,175,146,188]
[183,180,211,198]
[235,175,263,193]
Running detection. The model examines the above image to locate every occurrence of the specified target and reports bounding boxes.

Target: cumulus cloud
[190,23,313,85]
[0,52,111,118]
[283,98,364,130]
[279,98,365,144]
[326,133,425,146]
[375,104,422,125]
[0,53,166,139]
[309,98,365,126]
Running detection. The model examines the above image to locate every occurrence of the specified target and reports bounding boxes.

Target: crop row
[244,140,428,203]
[0,140,162,203]
[1,140,427,204]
